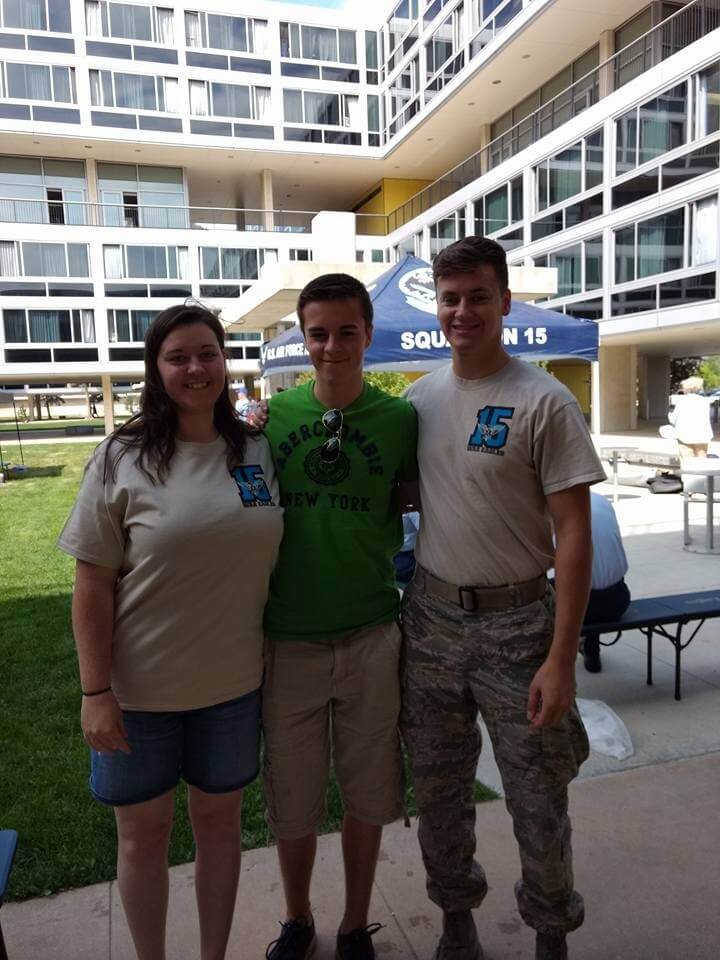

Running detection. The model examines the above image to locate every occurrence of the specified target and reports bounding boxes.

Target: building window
[84,2,174,44]
[108,308,158,342]
[536,130,603,212]
[3,308,94,343]
[383,0,419,74]
[430,209,465,258]
[97,162,185,228]
[0,0,71,32]
[200,247,260,280]
[280,22,356,63]
[283,89,360,128]
[385,55,419,133]
[289,249,311,261]
[534,236,602,298]
[473,176,523,247]
[614,209,685,283]
[189,80,270,121]
[0,156,87,225]
[184,11,268,54]
[0,62,76,103]
[695,61,720,138]
[616,82,688,174]
[0,240,88,277]
[426,4,463,78]
[103,244,188,279]
[89,70,178,112]
[691,196,718,266]
[365,30,379,83]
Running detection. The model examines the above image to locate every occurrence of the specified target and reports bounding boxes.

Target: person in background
[580,492,631,673]
[58,303,283,960]
[659,376,712,458]
[394,511,420,587]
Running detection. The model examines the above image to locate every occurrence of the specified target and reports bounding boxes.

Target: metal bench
[584,589,720,701]
[600,447,681,503]
[0,829,17,960]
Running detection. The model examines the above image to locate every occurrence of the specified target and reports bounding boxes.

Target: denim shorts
[90,688,261,807]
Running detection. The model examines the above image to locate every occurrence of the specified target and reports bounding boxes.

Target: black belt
[413,564,547,613]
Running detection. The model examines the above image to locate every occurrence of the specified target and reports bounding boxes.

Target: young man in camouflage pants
[401,237,605,960]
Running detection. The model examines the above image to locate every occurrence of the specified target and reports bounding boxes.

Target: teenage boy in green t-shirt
[263,273,417,960]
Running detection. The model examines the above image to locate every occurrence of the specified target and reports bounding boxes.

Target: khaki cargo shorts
[263,620,403,840]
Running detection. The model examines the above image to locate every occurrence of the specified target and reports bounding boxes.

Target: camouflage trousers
[400,579,589,937]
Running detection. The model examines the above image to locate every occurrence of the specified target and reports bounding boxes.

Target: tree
[698,356,720,390]
[296,370,412,396]
[670,357,701,392]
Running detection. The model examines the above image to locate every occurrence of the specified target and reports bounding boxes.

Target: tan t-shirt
[407,359,606,587]
[58,434,283,711]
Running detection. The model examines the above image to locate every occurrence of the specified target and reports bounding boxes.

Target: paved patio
[4,754,720,960]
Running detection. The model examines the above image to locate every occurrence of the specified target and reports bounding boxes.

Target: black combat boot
[536,931,568,960]
[432,910,483,960]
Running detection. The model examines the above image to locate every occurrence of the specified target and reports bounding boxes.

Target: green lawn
[0,441,496,901]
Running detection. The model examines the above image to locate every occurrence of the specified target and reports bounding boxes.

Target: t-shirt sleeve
[399,400,419,483]
[56,449,126,569]
[533,400,606,495]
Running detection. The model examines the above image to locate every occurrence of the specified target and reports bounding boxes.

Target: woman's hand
[81,690,131,755]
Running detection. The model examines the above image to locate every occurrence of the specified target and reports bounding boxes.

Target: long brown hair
[103,303,252,483]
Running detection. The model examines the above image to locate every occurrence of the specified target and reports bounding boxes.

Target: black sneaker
[266,918,317,960]
[336,923,384,960]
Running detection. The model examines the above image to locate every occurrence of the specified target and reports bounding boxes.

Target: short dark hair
[296,273,373,330]
[432,236,509,293]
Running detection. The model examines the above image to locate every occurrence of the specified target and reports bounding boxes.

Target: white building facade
[0,0,718,429]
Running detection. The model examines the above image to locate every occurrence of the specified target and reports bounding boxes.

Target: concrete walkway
[4,755,720,960]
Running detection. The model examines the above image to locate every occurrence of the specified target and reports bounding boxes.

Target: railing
[0,198,326,233]
[386,0,720,234]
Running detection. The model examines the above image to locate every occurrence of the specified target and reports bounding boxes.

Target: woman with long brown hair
[58,303,283,960]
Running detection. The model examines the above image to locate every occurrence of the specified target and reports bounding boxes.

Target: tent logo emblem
[398,268,436,315]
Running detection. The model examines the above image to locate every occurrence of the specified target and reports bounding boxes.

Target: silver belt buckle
[458,586,478,612]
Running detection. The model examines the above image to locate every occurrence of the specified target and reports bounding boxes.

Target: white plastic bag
[577,698,634,761]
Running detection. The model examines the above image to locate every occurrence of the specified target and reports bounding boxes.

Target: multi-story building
[0,0,718,430]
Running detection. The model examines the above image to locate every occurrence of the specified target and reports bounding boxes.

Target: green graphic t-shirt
[264,380,418,642]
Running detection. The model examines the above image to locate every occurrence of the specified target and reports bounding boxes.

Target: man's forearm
[549,530,592,665]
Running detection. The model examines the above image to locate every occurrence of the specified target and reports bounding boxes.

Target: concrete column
[261,169,274,232]
[102,374,115,435]
[85,157,99,226]
[590,360,601,435]
[598,344,637,432]
[642,355,671,421]
[479,123,492,175]
[598,29,615,99]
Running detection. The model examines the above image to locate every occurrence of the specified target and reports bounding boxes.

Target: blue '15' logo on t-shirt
[468,406,515,455]
[230,465,273,506]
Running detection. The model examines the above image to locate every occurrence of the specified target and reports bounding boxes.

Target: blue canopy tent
[259,253,598,376]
